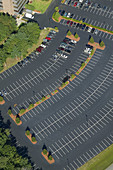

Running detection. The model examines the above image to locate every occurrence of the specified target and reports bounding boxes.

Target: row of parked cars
[64,0,107,10]
[36,30,57,54]
[17,30,56,67]
[52,37,77,60]
[59,10,99,35]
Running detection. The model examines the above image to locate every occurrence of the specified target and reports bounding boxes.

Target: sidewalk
[106,164,113,170]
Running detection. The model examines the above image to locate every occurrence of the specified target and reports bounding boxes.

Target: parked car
[36,46,43,53]
[3,89,7,95]
[67,12,71,18]
[64,12,68,17]
[87,27,92,32]
[85,26,89,31]
[91,28,95,33]
[82,24,86,30]
[46,37,51,40]
[70,21,73,26]
[0,91,3,97]
[94,29,99,35]
[67,20,70,25]
[58,47,65,51]
[41,44,46,48]
[74,2,77,7]
[65,49,71,54]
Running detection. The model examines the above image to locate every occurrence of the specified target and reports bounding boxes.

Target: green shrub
[36,101,40,104]
[8,109,12,115]
[19,108,26,115]
[54,90,58,93]
[89,37,94,43]
[15,117,20,124]
[41,96,46,101]
[90,49,94,55]
[55,26,58,30]
[99,41,105,47]
[28,103,34,110]
[71,74,75,79]
[67,30,72,36]
[48,155,52,160]
[43,149,48,155]
[55,7,59,12]
[74,33,78,39]
[26,130,30,136]
[81,62,85,68]
[31,137,36,142]
[0,96,3,102]
[76,71,79,74]
[61,0,65,3]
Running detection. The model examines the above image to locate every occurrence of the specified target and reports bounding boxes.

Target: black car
[82,24,86,30]
[17,62,22,67]
[70,14,74,18]
[82,18,86,22]
[26,56,31,61]
[80,3,83,8]
[65,49,71,54]
[91,28,95,33]
[68,0,71,5]
[79,24,83,29]
[85,26,89,31]
[61,10,65,16]
[76,23,80,28]
[73,22,77,28]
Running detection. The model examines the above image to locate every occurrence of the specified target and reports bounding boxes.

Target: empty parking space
[64,134,113,170]
[48,98,113,160]
[12,50,102,122]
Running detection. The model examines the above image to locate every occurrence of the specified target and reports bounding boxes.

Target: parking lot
[1,0,113,169]
[64,0,113,19]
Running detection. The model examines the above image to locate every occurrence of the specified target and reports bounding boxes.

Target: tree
[15,117,20,124]
[55,7,59,12]
[48,155,53,160]
[43,149,47,155]
[28,103,34,110]
[89,37,94,43]
[26,130,30,136]
[0,128,32,169]
[8,109,12,115]
[81,62,85,68]
[19,108,26,115]
[67,30,72,36]
[31,136,36,142]
[74,33,78,39]
[0,96,3,102]
[99,41,105,47]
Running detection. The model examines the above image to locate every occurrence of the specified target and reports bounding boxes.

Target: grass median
[78,144,113,170]
[25,0,53,13]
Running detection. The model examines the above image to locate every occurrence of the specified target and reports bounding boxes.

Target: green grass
[78,144,113,170]
[52,11,61,22]
[25,0,53,13]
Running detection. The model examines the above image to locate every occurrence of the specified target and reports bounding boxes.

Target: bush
[31,137,36,142]
[67,30,72,36]
[55,7,59,12]
[26,130,30,136]
[54,90,58,93]
[0,96,3,102]
[71,74,75,79]
[89,37,94,43]
[36,101,40,104]
[81,62,85,68]
[15,117,20,124]
[28,103,34,110]
[8,109,12,115]
[90,49,94,55]
[48,155,52,160]
[19,108,26,115]
[74,33,78,39]
[55,27,58,30]
[99,41,105,47]
[43,149,48,155]
[41,96,46,101]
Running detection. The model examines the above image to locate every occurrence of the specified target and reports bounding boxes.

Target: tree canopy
[0,128,32,169]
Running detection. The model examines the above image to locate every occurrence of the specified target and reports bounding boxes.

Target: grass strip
[78,143,113,170]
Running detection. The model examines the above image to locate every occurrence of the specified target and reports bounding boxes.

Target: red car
[46,37,51,40]
[74,2,77,6]
[36,46,43,52]
[67,20,70,25]
[58,47,65,51]
[70,21,73,26]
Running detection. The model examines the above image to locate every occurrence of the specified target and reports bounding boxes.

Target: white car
[71,40,77,44]
[84,48,92,54]
[61,54,68,59]
[41,44,46,48]
[94,29,99,35]
[87,27,92,32]
[67,13,71,18]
